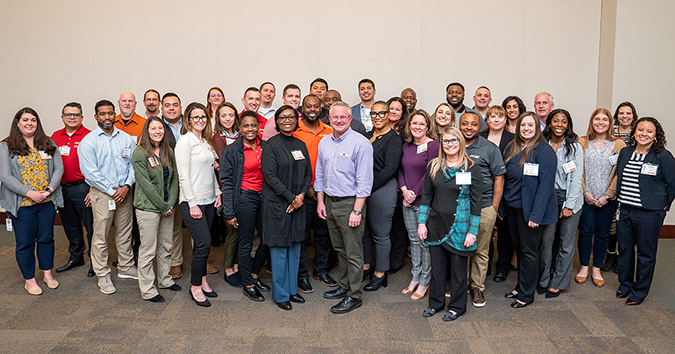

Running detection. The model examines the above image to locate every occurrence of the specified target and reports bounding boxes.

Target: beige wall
[0,0,602,135]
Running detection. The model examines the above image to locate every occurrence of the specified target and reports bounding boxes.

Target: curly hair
[630,117,667,154]
[542,109,579,159]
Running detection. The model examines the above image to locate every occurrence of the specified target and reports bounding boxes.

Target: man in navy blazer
[351,78,376,133]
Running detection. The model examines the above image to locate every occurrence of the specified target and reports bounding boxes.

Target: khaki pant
[468,206,498,291]
[171,200,184,266]
[89,187,134,277]
[136,209,175,299]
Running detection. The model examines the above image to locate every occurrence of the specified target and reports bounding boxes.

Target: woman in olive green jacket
[131,117,179,302]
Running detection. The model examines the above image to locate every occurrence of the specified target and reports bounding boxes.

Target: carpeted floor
[0,226,673,353]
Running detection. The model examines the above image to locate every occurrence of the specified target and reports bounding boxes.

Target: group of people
[1,78,673,320]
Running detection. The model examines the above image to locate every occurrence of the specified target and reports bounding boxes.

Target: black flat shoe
[324,286,348,299]
[505,290,518,298]
[330,296,362,314]
[510,300,529,308]
[189,289,211,307]
[313,273,338,287]
[253,279,271,292]
[56,259,85,273]
[362,268,373,281]
[243,285,264,302]
[225,271,243,288]
[545,290,560,298]
[422,308,438,318]
[87,264,96,278]
[537,286,547,295]
[298,278,314,293]
[616,291,628,299]
[160,283,182,291]
[202,289,218,298]
[442,310,459,322]
[289,293,305,303]
[493,272,507,282]
[276,301,292,311]
[145,294,165,303]
[364,273,387,291]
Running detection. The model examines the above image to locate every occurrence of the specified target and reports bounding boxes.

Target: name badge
[148,157,159,167]
[456,172,471,185]
[562,161,576,174]
[523,163,539,176]
[608,154,619,166]
[122,148,131,158]
[59,146,71,156]
[108,199,117,211]
[5,218,12,232]
[417,142,428,154]
[38,151,52,160]
[641,164,658,176]
[291,150,305,160]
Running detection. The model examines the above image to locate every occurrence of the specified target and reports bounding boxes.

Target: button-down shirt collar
[78,125,136,196]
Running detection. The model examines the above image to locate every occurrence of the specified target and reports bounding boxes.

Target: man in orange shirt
[294,94,338,293]
[115,91,146,144]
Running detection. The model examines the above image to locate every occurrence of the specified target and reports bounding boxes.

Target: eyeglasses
[191,116,208,122]
[370,111,389,118]
[62,113,82,118]
[278,115,297,122]
[442,138,460,146]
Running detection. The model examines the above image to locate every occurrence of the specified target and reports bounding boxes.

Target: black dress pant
[59,181,94,262]
[495,216,514,275]
[236,191,270,287]
[506,205,545,304]
[299,197,332,279]
[429,244,468,315]
[389,195,408,271]
[180,202,215,286]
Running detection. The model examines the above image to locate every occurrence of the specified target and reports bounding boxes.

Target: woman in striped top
[615,117,675,305]
[576,109,626,287]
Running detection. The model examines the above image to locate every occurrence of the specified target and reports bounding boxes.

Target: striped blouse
[618,151,646,207]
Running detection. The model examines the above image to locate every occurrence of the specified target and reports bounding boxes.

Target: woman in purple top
[398,109,439,300]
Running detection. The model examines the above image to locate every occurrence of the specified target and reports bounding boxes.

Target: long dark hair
[542,109,578,159]
[387,97,408,133]
[501,96,527,117]
[505,112,543,166]
[613,101,638,128]
[631,117,667,154]
[2,107,56,156]
[213,102,240,135]
[138,116,173,168]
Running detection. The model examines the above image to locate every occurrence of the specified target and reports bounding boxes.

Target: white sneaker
[98,274,116,294]
[118,266,139,280]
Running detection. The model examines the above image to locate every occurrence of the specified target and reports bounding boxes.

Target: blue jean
[9,202,56,279]
[270,242,301,303]
[578,200,617,268]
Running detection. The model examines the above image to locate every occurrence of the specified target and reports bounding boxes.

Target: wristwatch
[353,209,361,215]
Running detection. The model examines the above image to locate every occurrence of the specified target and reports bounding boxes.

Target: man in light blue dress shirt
[351,78,376,132]
[78,99,137,295]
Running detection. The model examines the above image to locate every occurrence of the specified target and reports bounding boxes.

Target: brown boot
[170,265,182,279]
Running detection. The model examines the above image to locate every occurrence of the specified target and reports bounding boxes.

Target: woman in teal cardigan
[131,116,179,303]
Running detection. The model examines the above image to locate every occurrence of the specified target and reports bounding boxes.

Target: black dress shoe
[160,283,182,291]
[362,268,373,281]
[385,266,402,276]
[243,285,265,302]
[545,290,560,298]
[511,300,530,308]
[504,290,518,298]
[145,294,165,303]
[225,271,243,288]
[189,290,211,307]
[616,291,628,299]
[324,286,348,299]
[537,286,547,295]
[202,289,218,298]
[276,301,292,311]
[364,273,388,291]
[625,298,641,306]
[493,272,507,282]
[313,273,338,287]
[253,279,271,292]
[298,278,314,293]
[330,296,362,314]
[87,264,95,277]
[55,259,85,273]
[289,293,305,303]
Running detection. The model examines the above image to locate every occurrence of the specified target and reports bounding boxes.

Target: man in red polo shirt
[115,91,146,144]
[241,87,267,139]
[294,94,338,293]
[51,102,95,276]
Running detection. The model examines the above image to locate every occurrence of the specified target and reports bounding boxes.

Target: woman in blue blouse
[502,112,557,308]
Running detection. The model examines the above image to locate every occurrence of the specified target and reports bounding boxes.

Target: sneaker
[98,274,116,294]
[472,288,486,307]
[118,266,139,280]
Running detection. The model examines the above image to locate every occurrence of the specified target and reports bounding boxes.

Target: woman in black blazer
[615,117,675,305]
[261,106,312,310]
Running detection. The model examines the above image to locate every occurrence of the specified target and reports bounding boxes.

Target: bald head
[401,88,417,111]
[118,91,137,119]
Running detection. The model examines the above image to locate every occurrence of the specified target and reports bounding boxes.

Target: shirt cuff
[418,205,429,224]
[468,214,480,236]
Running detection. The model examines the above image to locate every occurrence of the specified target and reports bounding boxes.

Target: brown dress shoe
[592,276,605,287]
[170,265,182,279]
[206,263,219,274]
[574,273,588,284]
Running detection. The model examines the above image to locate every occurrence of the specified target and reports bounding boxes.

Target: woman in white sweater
[175,102,222,307]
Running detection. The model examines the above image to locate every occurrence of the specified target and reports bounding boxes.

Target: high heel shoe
[401,284,418,295]
[189,289,211,307]
[363,273,387,291]
[411,287,428,301]
[362,267,373,281]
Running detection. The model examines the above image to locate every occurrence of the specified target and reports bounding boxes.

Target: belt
[327,195,355,202]
[241,189,262,197]
[61,179,86,187]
